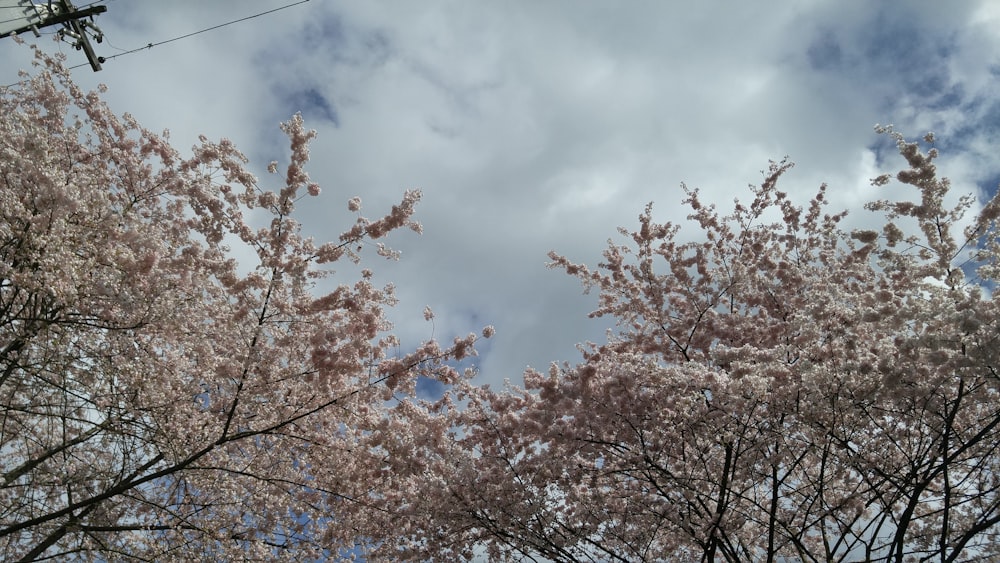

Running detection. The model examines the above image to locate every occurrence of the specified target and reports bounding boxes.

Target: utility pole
[0,1,107,71]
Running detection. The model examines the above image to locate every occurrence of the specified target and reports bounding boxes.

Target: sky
[3,1,1000,393]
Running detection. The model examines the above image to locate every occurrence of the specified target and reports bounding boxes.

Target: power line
[67,0,311,70]
[0,5,39,28]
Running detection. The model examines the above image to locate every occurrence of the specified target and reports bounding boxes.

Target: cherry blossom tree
[401,130,1000,561]
[0,48,488,561]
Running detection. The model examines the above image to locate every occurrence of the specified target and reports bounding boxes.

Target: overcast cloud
[4,1,1000,392]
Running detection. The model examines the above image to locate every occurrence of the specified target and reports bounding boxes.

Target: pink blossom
[398,127,1000,562]
[0,47,473,562]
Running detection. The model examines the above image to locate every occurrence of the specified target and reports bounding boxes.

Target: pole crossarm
[0,1,107,71]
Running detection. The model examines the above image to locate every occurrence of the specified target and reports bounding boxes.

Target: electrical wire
[66,0,311,70]
[0,1,44,28]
